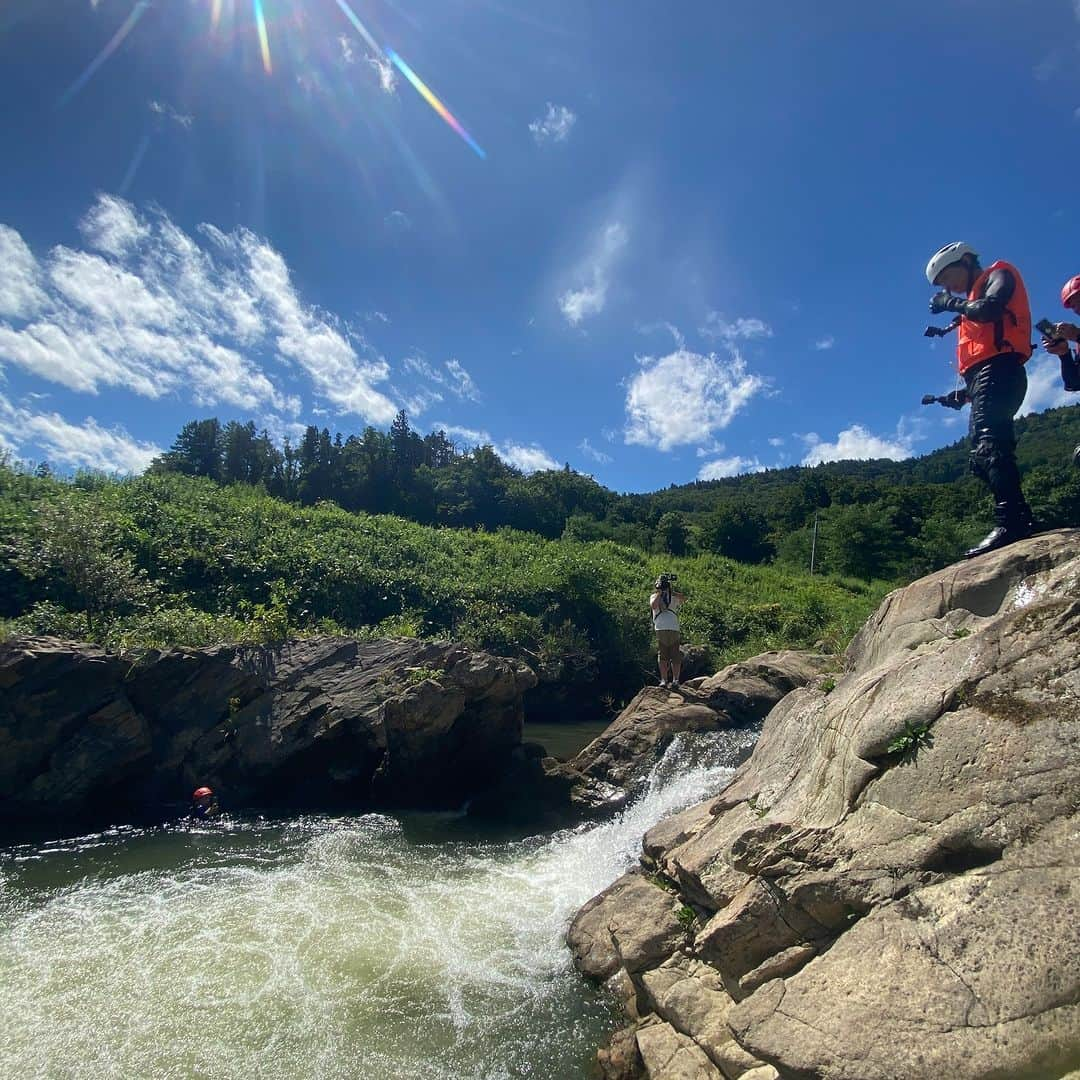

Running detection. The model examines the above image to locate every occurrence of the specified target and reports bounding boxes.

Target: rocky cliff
[0,636,535,822]
[568,529,1080,1080]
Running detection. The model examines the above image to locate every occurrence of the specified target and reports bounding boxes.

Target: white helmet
[925,242,977,285]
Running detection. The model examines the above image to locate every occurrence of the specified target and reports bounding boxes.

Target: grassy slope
[0,468,885,700]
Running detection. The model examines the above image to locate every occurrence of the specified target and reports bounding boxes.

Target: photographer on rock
[650,574,686,689]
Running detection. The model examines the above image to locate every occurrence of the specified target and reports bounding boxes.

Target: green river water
[0,728,757,1080]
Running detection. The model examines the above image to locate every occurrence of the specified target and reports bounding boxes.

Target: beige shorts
[656,630,682,663]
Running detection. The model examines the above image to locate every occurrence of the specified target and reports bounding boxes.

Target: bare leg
[670,655,682,685]
[658,656,670,685]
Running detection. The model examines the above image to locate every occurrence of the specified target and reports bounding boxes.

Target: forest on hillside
[142,405,1080,581]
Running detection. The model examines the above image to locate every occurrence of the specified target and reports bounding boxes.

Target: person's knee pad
[969,440,996,481]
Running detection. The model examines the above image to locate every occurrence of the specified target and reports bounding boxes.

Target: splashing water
[0,730,755,1079]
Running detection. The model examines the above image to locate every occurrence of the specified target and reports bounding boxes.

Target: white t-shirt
[651,591,682,631]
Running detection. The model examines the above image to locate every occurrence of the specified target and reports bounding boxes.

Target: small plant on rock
[676,905,697,928]
[888,720,934,762]
[404,666,443,687]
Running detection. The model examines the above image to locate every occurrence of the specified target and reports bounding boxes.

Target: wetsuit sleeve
[942,268,1016,323]
[1063,348,1080,392]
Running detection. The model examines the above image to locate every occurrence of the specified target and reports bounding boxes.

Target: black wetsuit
[1061,347,1080,392]
[944,267,1034,531]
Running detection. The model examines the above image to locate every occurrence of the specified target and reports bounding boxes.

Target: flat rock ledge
[568,529,1080,1080]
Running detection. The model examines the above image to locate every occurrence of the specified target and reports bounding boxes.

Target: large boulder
[570,529,1080,1079]
[0,635,536,821]
[572,650,835,790]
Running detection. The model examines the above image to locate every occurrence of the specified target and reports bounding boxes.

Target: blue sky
[0,0,1078,489]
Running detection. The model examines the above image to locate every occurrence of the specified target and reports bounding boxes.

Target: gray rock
[0,635,536,820]
[568,872,689,980]
[572,650,833,790]
[573,529,1080,1080]
[636,1020,725,1080]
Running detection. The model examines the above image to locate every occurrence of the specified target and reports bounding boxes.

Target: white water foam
[0,729,753,1080]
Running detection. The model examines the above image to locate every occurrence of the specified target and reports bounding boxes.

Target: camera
[657,573,678,587]
[1036,318,1062,343]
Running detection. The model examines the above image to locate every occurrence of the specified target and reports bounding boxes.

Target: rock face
[574,651,836,790]
[470,650,832,825]
[569,529,1080,1080]
[0,636,536,821]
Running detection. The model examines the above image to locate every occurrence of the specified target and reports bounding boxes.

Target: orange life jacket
[956,260,1032,375]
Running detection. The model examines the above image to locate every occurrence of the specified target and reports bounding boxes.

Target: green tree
[153,419,223,480]
[655,511,690,556]
[698,502,773,563]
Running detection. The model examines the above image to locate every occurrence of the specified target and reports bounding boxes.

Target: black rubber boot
[964,503,1032,560]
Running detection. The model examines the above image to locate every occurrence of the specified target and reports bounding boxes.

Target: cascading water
[0,727,757,1080]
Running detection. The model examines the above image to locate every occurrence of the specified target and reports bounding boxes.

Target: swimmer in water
[190,786,221,820]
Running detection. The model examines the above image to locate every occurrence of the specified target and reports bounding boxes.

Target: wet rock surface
[570,530,1080,1080]
[0,636,536,821]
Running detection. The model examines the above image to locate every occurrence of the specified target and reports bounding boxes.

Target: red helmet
[1062,275,1080,307]
[192,786,214,799]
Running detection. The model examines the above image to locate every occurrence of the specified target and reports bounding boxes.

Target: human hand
[1055,322,1080,342]
[929,291,955,315]
[1043,337,1070,357]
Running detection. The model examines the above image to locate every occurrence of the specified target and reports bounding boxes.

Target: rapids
[0,728,757,1079]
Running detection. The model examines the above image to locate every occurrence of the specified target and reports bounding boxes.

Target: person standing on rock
[1039,274,1080,467]
[650,574,685,688]
[924,242,1036,557]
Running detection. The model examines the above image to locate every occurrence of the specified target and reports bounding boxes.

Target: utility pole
[809,511,819,575]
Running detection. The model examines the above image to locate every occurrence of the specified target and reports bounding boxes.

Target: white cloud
[530,103,577,144]
[558,222,628,326]
[814,335,835,351]
[499,441,558,473]
[800,424,914,466]
[700,313,773,343]
[0,225,47,319]
[697,455,763,480]
[1020,352,1074,415]
[768,436,785,447]
[367,53,397,94]
[445,358,481,402]
[400,387,443,414]
[427,423,557,472]
[338,35,356,64]
[601,427,617,443]
[385,209,412,231]
[149,100,193,128]
[433,422,491,446]
[0,195,394,423]
[579,437,612,464]
[0,393,160,473]
[404,356,444,384]
[79,194,150,257]
[624,347,767,451]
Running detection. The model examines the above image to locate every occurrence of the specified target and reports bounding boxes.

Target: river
[0,728,757,1080]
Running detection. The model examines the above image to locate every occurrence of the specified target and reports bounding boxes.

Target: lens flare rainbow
[252,0,273,75]
[57,0,486,162]
[58,0,151,107]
